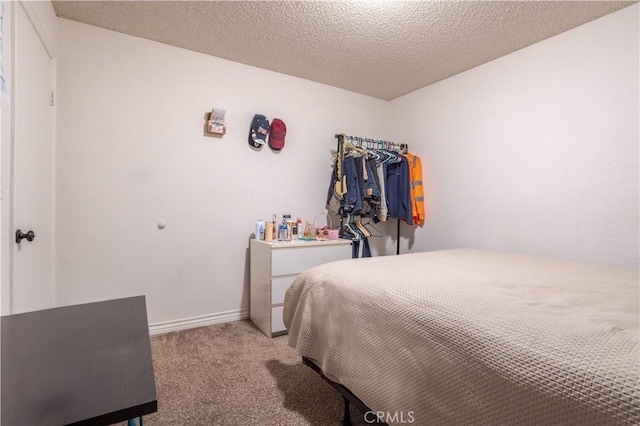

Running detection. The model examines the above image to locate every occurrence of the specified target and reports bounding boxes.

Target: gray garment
[376,163,388,221]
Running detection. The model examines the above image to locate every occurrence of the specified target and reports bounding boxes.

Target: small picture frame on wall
[207,107,226,135]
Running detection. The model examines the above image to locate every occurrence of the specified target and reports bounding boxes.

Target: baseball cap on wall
[249,114,270,148]
[269,118,286,151]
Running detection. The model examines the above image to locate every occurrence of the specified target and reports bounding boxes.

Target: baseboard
[148,308,249,335]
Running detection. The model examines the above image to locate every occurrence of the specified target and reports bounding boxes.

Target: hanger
[379,149,397,164]
[361,217,383,237]
[354,217,372,238]
[344,141,368,156]
[389,146,404,162]
[342,214,361,240]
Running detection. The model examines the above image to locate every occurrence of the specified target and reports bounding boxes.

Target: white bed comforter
[283,249,639,425]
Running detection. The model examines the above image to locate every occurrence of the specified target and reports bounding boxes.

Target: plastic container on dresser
[250,238,352,337]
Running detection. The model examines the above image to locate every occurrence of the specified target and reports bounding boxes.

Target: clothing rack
[334,134,408,154]
[334,133,408,256]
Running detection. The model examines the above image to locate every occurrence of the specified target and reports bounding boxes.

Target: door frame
[1,0,56,315]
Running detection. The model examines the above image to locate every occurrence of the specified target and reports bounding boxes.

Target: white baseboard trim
[148,308,249,336]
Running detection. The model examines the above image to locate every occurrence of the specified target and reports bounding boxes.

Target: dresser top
[252,238,352,248]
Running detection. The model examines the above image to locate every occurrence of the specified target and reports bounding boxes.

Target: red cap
[269,118,286,150]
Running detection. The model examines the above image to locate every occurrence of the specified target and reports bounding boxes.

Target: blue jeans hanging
[352,238,371,258]
[342,156,362,215]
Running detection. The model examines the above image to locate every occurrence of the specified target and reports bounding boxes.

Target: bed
[283,249,639,425]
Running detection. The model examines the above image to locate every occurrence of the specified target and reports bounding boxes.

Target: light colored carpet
[138,319,368,425]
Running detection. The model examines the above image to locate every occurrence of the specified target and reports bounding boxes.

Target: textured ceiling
[52,1,636,100]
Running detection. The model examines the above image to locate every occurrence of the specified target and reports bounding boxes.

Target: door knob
[15,229,35,243]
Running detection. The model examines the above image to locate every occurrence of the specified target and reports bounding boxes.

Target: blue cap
[249,114,269,148]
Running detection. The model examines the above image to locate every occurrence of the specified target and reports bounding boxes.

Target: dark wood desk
[2,296,157,425]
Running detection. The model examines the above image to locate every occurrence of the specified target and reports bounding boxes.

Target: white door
[1,2,56,314]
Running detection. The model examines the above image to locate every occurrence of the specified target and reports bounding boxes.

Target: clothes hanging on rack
[327,134,424,243]
[342,156,362,215]
[326,149,387,221]
[376,162,388,222]
[385,155,413,225]
[351,238,371,258]
[405,153,425,226]
[340,214,374,258]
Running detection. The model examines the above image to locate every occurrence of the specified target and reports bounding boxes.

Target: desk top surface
[1,296,157,426]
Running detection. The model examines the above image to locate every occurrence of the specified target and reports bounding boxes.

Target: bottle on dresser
[278,214,288,241]
[285,215,293,241]
[271,214,277,241]
[256,220,265,240]
[296,218,303,239]
[278,224,287,241]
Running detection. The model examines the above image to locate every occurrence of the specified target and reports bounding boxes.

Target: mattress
[283,249,639,425]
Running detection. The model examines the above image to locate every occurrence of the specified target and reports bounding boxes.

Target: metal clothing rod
[334,134,408,153]
[397,219,401,256]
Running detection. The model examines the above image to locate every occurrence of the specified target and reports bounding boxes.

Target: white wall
[55,19,389,327]
[391,4,639,268]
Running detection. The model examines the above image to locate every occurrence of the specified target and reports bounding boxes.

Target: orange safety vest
[405,153,425,226]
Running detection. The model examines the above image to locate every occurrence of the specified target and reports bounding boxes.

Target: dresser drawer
[272,276,297,305]
[271,306,285,334]
[271,244,351,276]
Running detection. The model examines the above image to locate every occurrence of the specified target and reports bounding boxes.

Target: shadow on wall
[265,359,370,426]
[242,241,251,313]
[401,220,417,252]
[365,219,417,256]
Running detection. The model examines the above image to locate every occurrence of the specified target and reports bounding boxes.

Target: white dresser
[250,238,352,337]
